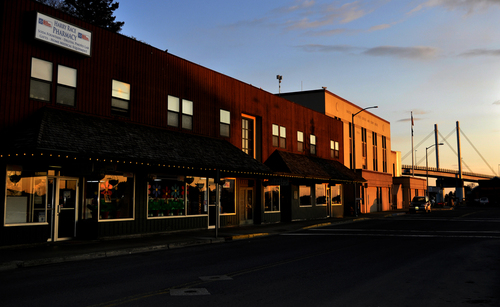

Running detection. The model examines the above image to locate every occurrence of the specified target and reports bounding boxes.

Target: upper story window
[272,124,286,148]
[182,99,193,130]
[372,132,378,171]
[297,131,304,152]
[167,95,180,127]
[361,127,367,169]
[242,116,255,157]
[56,65,77,106]
[382,136,388,173]
[310,134,316,155]
[30,57,53,102]
[330,140,339,159]
[111,80,130,116]
[168,96,193,130]
[220,109,230,137]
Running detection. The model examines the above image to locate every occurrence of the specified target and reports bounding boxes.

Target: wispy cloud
[493,100,500,105]
[363,46,439,59]
[459,49,500,57]
[409,0,500,15]
[297,44,361,53]
[297,44,439,60]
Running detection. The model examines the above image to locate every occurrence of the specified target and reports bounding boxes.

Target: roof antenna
[277,75,282,95]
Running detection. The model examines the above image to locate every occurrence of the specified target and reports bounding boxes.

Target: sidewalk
[0,210,407,271]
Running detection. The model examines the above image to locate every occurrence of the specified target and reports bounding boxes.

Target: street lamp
[426,143,444,199]
[351,105,378,216]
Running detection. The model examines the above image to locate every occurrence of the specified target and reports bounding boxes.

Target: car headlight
[415,206,419,210]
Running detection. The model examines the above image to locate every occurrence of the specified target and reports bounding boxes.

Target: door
[238,187,253,225]
[48,177,78,241]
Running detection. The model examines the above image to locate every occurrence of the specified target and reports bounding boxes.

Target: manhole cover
[170,288,210,296]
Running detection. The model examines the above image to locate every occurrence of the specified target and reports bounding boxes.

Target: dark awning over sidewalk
[4,107,273,176]
[264,150,365,183]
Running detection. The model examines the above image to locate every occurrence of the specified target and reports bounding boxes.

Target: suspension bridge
[400,121,496,182]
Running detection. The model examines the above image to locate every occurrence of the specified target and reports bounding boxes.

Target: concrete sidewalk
[0,210,408,271]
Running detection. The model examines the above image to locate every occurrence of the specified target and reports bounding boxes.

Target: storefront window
[264,186,280,212]
[299,185,311,207]
[331,184,342,205]
[5,170,47,225]
[97,174,134,220]
[207,178,236,214]
[316,184,327,206]
[148,177,185,217]
[186,177,206,215]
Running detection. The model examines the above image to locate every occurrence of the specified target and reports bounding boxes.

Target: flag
[79,33,89,41]
[411,111,414,136]
[39,18,52,28]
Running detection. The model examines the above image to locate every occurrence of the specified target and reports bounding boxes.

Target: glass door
[48,177,78,241]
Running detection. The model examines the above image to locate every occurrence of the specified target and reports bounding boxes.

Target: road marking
[170,288,210,296]
[282,232,500,239]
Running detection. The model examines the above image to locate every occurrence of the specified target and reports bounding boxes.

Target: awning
[3,107,273,176]
[264,150,365,183]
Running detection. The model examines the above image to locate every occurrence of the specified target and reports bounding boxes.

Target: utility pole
[456,121,464,204]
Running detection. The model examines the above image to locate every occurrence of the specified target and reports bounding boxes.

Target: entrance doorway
[47,177,78,241]
[238,187,254,225]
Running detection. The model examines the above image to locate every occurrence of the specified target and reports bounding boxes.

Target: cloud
[363,46,439,59]
[297,44,361,53]
[409,0,500,15]
[494,100,500,105]
[368,24,391,32]
[459,49,500,57]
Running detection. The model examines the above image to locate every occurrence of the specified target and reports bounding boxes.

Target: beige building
[280,89,425,212]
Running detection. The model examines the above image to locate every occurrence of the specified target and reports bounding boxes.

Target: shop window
[148,177,185,217]
[182,99,193,130]
[220,109,230,137]
[208,178,236,214]
[30,57,52,101]
[264,186,280,212]
[93,174,134,220]
[299,185,311,207]
[310,134,316,155]
[111,80,130,116]
[167,95,179,127]
[56,65,77,106]
[5,170,47,225]
[297,131,304,152]
[315,184,327,206]
[330,184,342,205]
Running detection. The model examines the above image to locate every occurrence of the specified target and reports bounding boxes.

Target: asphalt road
[1,207,499,307]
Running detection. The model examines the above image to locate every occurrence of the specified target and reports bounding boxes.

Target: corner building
[280,89,417,213]
[0,0,362,246]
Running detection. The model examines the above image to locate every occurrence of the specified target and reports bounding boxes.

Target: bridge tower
[456,121,465,203]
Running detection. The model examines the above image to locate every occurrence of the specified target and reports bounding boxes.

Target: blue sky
[114,0,500,176]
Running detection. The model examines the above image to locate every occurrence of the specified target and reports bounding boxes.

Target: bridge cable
[439,131,473,173]
[401,131,434,162]
[460,129,497,176]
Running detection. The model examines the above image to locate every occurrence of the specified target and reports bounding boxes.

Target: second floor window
[272,124,286,148]
[220,109,230,137]
[372,132,378,171]
[30,57,52,102]
[167,95,180,127]
[382,136,388,173]
[310,134,316,155]
[330,140,339,159]
[361,128,367,169]
[297,131,304,152]
[56,65,77,106]
[182,99,193,130]
[111,80,130,116]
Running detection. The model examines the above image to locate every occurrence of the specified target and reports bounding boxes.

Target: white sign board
[35,12,92,56]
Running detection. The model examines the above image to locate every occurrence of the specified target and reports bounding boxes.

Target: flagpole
[411,111,414,177]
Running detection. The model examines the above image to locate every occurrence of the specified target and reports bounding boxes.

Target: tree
[38,0,124,33]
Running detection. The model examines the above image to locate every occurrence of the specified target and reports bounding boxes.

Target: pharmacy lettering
[35,12,92,56]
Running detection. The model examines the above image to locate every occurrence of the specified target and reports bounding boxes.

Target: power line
[460,129,496,176]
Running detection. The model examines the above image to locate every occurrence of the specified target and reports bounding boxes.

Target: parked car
[409,196,432,213]
[479,197,489,205]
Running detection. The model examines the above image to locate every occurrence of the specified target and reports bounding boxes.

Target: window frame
[310,134,316,155]
[297,131,304,152]
[111,79,131,116]
[30,57,53,102]
[264,185,280,212]
[299,185,312,207]
[220,109,231,137]
[56,64,77,107]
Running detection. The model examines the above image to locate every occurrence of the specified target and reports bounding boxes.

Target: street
[1,207,499,307]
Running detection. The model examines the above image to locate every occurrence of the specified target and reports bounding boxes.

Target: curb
[0,237,225,272]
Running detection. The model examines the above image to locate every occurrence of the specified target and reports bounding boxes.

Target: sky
[114,0,500,176]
